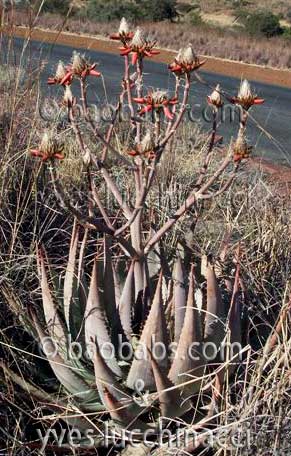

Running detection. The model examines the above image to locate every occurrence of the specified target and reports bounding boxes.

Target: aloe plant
[2,223,243,449]
[1,17,266,453]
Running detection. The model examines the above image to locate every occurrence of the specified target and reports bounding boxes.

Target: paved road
[3,36,291,164]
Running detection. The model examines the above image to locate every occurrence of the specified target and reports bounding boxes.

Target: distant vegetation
[9,1,291,69]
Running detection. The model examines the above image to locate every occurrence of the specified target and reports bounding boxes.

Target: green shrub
[282,26,291,39]
[138,0,178,22]
[83,0,178,22]
[41,0,71,15]
[84,0,141,21]
[243,11,283,37]
[187,10,203,26]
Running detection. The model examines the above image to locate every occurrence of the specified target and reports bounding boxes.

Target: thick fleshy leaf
[113,265,122,308]
[150,352,190,418]
[204,264,226,353]
[126,273,169,391]
[173,257,186,343]
[85,260,122,377]
[119,261,134,339]
[36,246,67,354]
[147,229,161,279]
[103,237,123,345]
[168,266,205,395]
[101,387,147,432]
[32,312,96,403]
[63,220,79,331]
[92,340,134,412]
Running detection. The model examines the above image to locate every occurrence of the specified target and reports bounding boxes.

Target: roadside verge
[3,25,291,88]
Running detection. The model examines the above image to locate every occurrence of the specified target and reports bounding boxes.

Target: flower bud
[233,134,252,162]
[55,61,66,80]
[63,86,74,107]
[140,131,155,153]
[208,84,223,108]
[119,17,129,35]
[181,44,196,65]
[131,28,145,48]
[238,79,252,101]
[40,131,63,157]
[83,147,91,166]
[151,90,168,105]
[72,52,87,74]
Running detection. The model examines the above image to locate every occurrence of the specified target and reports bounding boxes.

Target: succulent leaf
[126,272,169,391]
[36,245,67,355]
[32,311,95,403]
[168,266,205,395]
[150,352,190,418]
[204,263,227,354]
[85,260,122,377]
[63,219,79,331]
[119,261,135,339]
[173,256,186,343]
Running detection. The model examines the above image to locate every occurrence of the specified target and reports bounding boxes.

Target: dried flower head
[31,132,65,161]
[232,79,265,110]
[207,84,223,108]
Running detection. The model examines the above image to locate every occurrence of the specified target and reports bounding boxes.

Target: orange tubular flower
[48,61,72,86]
[169,45,206,76]
[120,28,160,65]
[231,79,264,110]
[60,52,101,85]
[133,90,178,120]
[110,17,134,45]
[31,132,65,162]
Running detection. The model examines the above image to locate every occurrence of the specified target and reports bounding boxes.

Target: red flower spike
[233,80,265,110]
[47,61,73,86]
[110,18,134,44]
[30,133,65,162]
[120,28,159,62]
[133,90,177,119]
[168,46,206,76]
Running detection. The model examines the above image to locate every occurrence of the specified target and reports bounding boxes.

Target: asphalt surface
[3,35,291,165]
